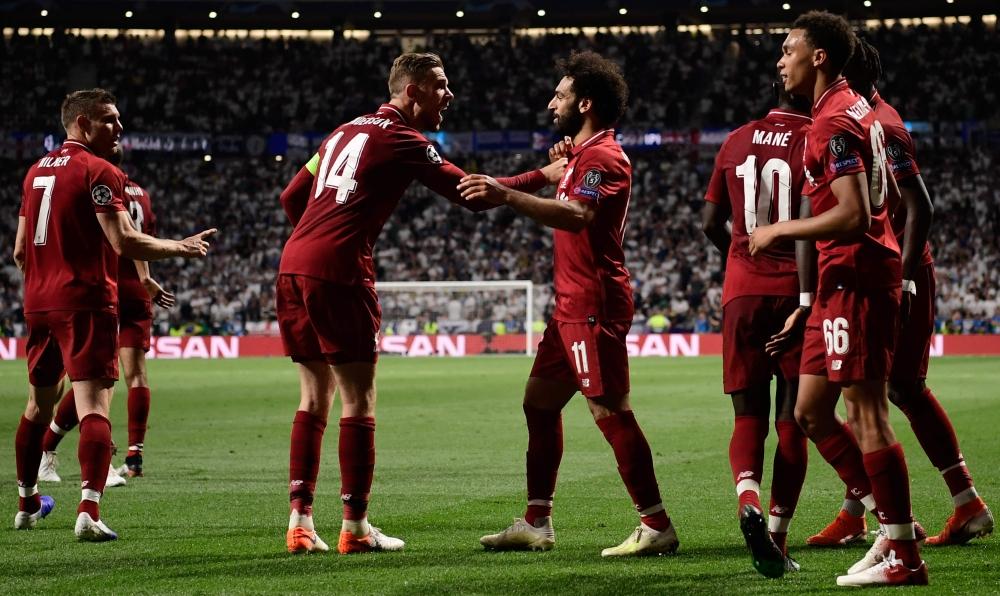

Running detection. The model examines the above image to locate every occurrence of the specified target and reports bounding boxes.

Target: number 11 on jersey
[571,340,590,374]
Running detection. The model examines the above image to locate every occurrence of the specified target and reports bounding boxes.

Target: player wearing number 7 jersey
[754,12,926,587]
[702,87,812,578]
[462,51,678,558]
[14,88,215,542]
[275,52,566,555]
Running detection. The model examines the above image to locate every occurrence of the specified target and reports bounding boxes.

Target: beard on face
[554,104,584,138]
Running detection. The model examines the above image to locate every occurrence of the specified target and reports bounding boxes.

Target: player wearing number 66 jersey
[754,12,926,587]
[462,51,678,558]
[275,52,566,556]
[14,88,215,542]
[702,87,812,578]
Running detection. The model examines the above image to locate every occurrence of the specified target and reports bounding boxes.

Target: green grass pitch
[0,356,997,594]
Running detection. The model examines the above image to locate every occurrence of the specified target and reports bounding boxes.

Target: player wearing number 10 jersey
[276,52,565,555]
[755,12,926,587]
[703,88,812,578]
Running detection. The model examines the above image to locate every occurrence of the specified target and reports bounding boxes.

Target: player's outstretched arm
[98,210,217,260]
[280,164,315,227]
[701,200,731,255]
[457,174,595,232]
[749,172,871,255]
[13,216,26,272]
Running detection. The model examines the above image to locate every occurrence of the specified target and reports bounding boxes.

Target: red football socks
[288,410,327,516]
[77,414,113,520]
[863,443,920,567]
[770,420,808,524]
[127,386,151,453]
[523,404,563,525]
[597,410,670,532]
[339,416,375,521]
[41,390,79,452]
[896,386,974,499]
[15,416,47,513]
[815,423,872,507]
[730,416,768,512]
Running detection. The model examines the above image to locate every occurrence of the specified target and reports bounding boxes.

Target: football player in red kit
[464,51,678,557]
[753,12,927,586]
[703,85,812,577]
[14,88,214,541]
[276,53,565,555]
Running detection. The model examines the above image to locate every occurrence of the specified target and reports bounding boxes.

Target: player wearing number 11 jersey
[465,51,678,558]
[276,52,565,555]
[703,88,812,578]
[754,12,926,587]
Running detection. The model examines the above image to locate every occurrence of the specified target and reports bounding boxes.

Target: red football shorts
[800,284,901,383]
[890,262,935,383]
[722,295,802,394]
[276,274,380,365]
[25,310,119,386]
[529,319,630,398]
[118,299,153,351]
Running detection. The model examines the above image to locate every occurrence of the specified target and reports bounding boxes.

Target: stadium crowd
[1,22,999,336]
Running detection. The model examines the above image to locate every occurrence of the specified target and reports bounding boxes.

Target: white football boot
[74,512,118,542]
[837,550,928,586]
[105,464,127,488]
[601,522,679,557]
[480,518,555,551]
[38,451,61,482]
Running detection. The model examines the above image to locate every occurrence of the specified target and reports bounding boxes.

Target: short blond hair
[388,52,444,96]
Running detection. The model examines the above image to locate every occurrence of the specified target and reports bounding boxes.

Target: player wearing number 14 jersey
[703,88,812,578]
[755,12,926,586]
[276,53,565,555]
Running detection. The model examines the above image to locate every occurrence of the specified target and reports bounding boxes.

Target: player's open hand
[748,224,780,256]
[540,157,568,185]
[766,305,809,356]
[178,228,218,257]
[142,277,176,308]
[549,136,574,163]
[458,175,508,205]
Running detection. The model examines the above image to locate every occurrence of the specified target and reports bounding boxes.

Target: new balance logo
[581,378,590,388]
[772,506,789,515]
[290,480,304,487]
[737,471,755,480]
[850,488,863,497]
[341,493,352,502]
[832,359,843,371]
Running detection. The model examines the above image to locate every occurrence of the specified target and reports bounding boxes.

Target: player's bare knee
[587,394,629,421]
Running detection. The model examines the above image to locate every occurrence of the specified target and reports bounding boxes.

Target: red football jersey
[279,104,546,286]
[118,180,158,303]
[19,141,127,313]
[705,109,812,305]
[551,129,633,323]
[803,79,901,289]
[869,91,933,266]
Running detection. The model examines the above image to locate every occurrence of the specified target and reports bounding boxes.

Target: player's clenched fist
[178,228,218,257]
[458,175,509,205]
[549,136,574,163]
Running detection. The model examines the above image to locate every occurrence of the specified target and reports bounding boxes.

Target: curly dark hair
[792,10,856,76]
[557,51,629,128]
[843,36,883,97]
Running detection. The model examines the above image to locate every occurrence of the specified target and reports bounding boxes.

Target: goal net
[376,281,536,355]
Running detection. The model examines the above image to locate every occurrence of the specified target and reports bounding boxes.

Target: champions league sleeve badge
[426,144,443,164]
[91,184,113,205]
[828,134,848,158]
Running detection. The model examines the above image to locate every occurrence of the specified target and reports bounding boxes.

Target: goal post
[376,280,535,355]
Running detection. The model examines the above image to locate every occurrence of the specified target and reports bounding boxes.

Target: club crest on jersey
[425,144,442,164]
[91,184,113,205]
[828,134,848,158]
